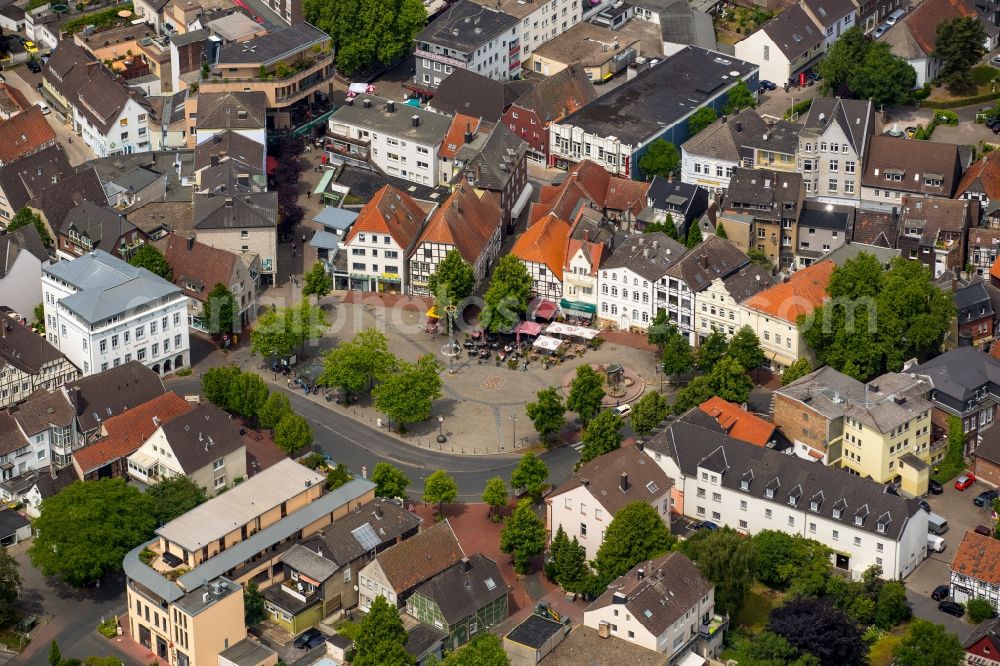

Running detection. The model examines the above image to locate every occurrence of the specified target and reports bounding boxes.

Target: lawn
[335,620,361,641]
[869,624,908,666]
[734,583,785,632]
[974,65,1000,86]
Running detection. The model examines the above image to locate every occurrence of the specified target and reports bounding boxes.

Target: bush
[97,617,118,639]
[783,99,813,120]
[138,548,155,565]
[175,367,192,377]
[968,598,996,623]
[300,453,327,470]
[933,109,959,125]
[922,90,1000,108]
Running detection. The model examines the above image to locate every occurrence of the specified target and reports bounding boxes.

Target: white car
[873,23,890,38]
[991,55,1000,66]
[614,404,632,418]
[34,100,49,114]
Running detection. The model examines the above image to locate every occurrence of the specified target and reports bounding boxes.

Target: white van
[927,534,946,553]
[885,8,906,25]
[614,404,632,418]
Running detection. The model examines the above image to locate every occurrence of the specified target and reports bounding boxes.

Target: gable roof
[956,150,1000,200]
[801,98,876,157]
[30,168,110,232]
[0,106,56,164]
[344,185,427,249]
[8,386,74,436]
[897,197,972,248]
[742,259,834,321]
[454,123,527,191]
[430,68,523,122]
[699,396,776,446]
[509,64,598,126]
[301,498,423,566]
[415,182,500,264]
[159,233,240,303]
[760,4,823,60]
[953,529,1000,586]
[373,519,465,593]
[800,0,857,27]
[196,92,267,130]
[853,209,898,247]
[0,411,25,456]
[0,224,47,279]
[158,402,244,474]
[665,235,749,292]
[511,213,570,280]
[908,346,1000,402]
[721,264,774,302]
[0,144,73,213]
[73,65,150,137]
[413,553,507,624]
[60,201,136,250]
[601,232,687,281]
[66,360,166,432]
[862,135,961,197]
[72,392,191,475]
[551,445,672,517]
[193,129,265,173]
[0,319,65,378]
[887,0,976,58]
[193,191,278,229]
[964,616,1000,654]
[439,114,484,160]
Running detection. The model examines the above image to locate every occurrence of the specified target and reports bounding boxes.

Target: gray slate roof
[0,319,68,379]
[601,232,687,281]
[193,191,277,229]
[29,167,110,233]
[196,92,267,130]
[61,201,136,249]
[0,224,47,279]
[300,498,422,566]
[801,97,876,157]
[159,402,244,474]
[67,360,165,432]
[665,235,749,292]
[279,543,340,583]
[417,1,518,53]
[454,123,526,191]
[430,68,524,122]
[908,347,1000,402]
[43,249,181,324]
[330,95,452,144]
[0,144,72,213]
[760,4,823,60]
[721,264,773,302]
[413,553,507,624]
[216,23,327,66]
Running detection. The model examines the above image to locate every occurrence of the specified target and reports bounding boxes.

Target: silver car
[873,23,890,38]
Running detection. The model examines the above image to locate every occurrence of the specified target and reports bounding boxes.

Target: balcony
[699,614,728,639]
[201,51,335,108]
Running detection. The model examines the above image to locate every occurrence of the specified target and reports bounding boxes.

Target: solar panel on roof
[352,523,380,551]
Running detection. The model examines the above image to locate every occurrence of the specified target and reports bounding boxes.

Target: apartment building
[511,213,570,302]
[646,410,929,580]
[795,201,855,268]
[42,250,190,377]
[123,460,376,666]
[413,1,520,93]
[525,20,634,80]
[192,92,267,148]
[326,96,451,187]
[1,390,72,477]
[560,215,610,317]
[56,201,148,262]
[895,197,973,279]
[797,98,876,206]
[448,123,529,234]
[547,445,672,561]
[638,177,709,239]
[192,192,277,286]
[0,318,77,411]
[596,232,687,332]
[62,63,152,158]
[860,136,962,210]
[693,264,773,341]
[721,168,804,269]
[474,0,582,64]
[0,225,49,321]
[735,5,825,85]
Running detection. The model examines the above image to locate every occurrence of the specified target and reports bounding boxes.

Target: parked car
[974,489,999,506]
[992,55,1000,66]
[23,41,38,54]
[293,628,322,649]
[918,499,931,512]
[956,474,977,490]
[692,521,719,531]
[976,525,994,536]
[938,601,965,617]
[928,479,944,494]
[34,100,49,114]
[873,23,890,38]
[303,633,326,649]
[614,404,632,418]
[25,60,40,73]
[932,585,950,601]
[759,80,777,91]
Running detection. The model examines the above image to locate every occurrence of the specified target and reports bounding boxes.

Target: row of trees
[642,212,704,248]
[250,301,330,360]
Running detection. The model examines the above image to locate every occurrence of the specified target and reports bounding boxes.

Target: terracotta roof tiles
[375,519,465,593]
[511,212,570,280]
[742,259,834,322]
[158,234,240,304]
[953,530,1000,586]
[344,185,427,249]
[0,106,56,164]
[439,114,483,160]
[415,182,500,264]
[699,396,775,447]
[956,151,1000,201]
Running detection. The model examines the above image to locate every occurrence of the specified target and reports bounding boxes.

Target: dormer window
[765,477,779,499]
[809,490,824,512]
[740,469,753,491]
[788,484,802,507]
[876,511,891,534]
[854,503,869,527]
[832,498,847,520]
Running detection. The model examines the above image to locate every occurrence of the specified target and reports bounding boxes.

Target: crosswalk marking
[571,442,584,453]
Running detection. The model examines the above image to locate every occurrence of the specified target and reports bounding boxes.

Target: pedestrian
[302,234,306,243]
[287,377,292,387]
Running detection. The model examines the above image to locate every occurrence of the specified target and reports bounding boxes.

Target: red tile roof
[159,234,240,303]
[953,530,1000,586]
[742,259,835,323]
[957,151,1000,201]
[699,396,775,447]
[511,212,570,280]
[416,182,501,265]
[902,0,976,55]
[344,185,427,250]
[71,392,191,476]
[0,106,56,164]
[439,114,482,160]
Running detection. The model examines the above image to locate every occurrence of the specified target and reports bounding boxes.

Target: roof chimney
[637,568,645,580]
[464,122,474,143]
[411,115,420,127]
[362,98,371,108]
[461,557,471,572]
[187,235,195,251]
[387,100,395,113]
[224,197,234,207]
[620,473,629,492]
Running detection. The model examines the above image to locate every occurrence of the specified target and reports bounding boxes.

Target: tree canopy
[423,470,458,515]
[372,462,410,499]
[128,243,171,280]
[525,386,567,444]
[202,365,241,408]
[682,527,755,616]
[696,330,728,372]
[372,354,443,427]
[302,262,333,303]
[354,595,413,666]
[322,329,398,395]
[935,17,987,92]
[781,358,813,385]
[727,325,764,372]
[273,413,313,456]
[688,107,717,136]
[441,634,509,665]
[481,256,533,333]
[686,219,704,249]
[673,355,754,412]
[30,479,156,586]
[566,364,605,425]
[145,476,207,526]
[547,525,591,594]
[727,630,820,666]
[510,453,548,503]
[244,581,266,625]
[250,302,329,359]
[259,392,292,431]
[203,283,236,336]
[817,27,916,104]
[724,81,757,114]
[638,139,680,180]
[892,619,965,666]
[630,391,669,436]
[768,597,868,666]
[593,502,674,590]
[482,476,507,522]
[8,207,52,247]
[0,548,19,627]
[500,499,547,574]
[227,371,269,420]
[578,410,623,464]
[752,530,830,590]
[427,249,476,304]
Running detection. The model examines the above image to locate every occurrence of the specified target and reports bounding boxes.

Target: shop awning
[530,299,558,320]
[533,335,563,352]
[312,206,358,232]
[514,321,543,336]
[562,308,594,320]
[559,298,597,314]
[545,321,599,340]
[309,230,341,250]
[313,170,336,196]
[511,183,534,219]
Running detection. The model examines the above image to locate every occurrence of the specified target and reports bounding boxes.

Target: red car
[955,474,976,491]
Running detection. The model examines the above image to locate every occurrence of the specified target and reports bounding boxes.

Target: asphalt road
[164,375,580,501]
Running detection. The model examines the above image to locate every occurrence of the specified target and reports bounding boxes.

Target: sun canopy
[533,335,563,352]
[545,321,599,340]
[530,299,558,320]
[514,321,543,336]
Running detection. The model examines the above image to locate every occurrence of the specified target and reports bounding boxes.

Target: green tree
[510,453,549,503]
[696,330,728,372]
[727,631,820,666]
[525,387,566,444]
[688,107,717,136]
[273,413,313,456]
[32,302,45,334]
[579,410,623,465]
[322,329,398,395]
[302,262,333,304]
[373,354,443,427]
[714,220,728,239]
[967,597,996,623]
[259,392,292,431]
[353,595,413,666]
[685,219,703,249]
[747,247,773,269]
[202,365,240,408]
[647,310,673,349]
[706,356,754,404]
[482,476,508,522]
[724,81,757,114]
[244,581,266,624]
[500,499,547,574]
[372,462,410,499]
[769,597,868,666]
[727,325,764,373]
[30,479,156,586]
[875,581,912,628]
[566,364,605,425]
[593,502,674,590]
[250,302,329,359]
[643,215,679,239]
[0,548,19,627]
[127,243,171,280]
[935,17,987,92]
[945,414,966,469]
[752,531,830,590]
[326,463,353,490]
[427,249,476,304]
[892,619,965,666]
[145,476,207,526]
[441,634,509,665]
[661,326,694,379]
[555,536,590,594]
[637,139,680,180]
[781,358,813,385]
[683,528,755,616]
[818,27,916,105]
[423,470,458,517]
[203,283,236,336]
[49,641,61,666]
[8,207,51,247]
[481,256,533,333]
[630,391,669,436]
[227,371,269,420]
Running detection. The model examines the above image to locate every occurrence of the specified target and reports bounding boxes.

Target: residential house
[583,553,723,661]
[192,191,277,285]
[412,1,520,94]
[326,96,451,188]
[963,615,1000,665]
[852,208,899,249]
[0,318,77,411]
[560,214,610,317]
[531,159,650,226]
[0,106,57,166]
[40,41,91,114]
[193,130,267,189]
[358,519,465,612]
[159,234,258,330]
[908,346,1000,457]
[126,402,246,494]
[427,68,528,123]
[952,530,1000,612]
[511,213,571,302]
[131,0,170,33]
[0,144,72,222]
[549,47,758,177]
[547,445,673,560]
[969,229,1000,278]
[217,639,277,666]
[737,259,834,372]
[501,64,598,164]
[0,464,76,517]
[798,97,877,206]
[883,0,986,87]
[596,232,687,331]
[28,169,112,250]
[800,0,858,48]
[200,24,334,131]
[64,360,167,444]
[699,396,781,448]
[341,185,428,293]
[56,201,147,262]
[795,201,855,268]
[3,388,73,475]
[525,22,639,82]
[721,167,804,269]
[645,409,929,579]
[62,61,152,157]
[663,235,750,344]
[861,136,962,209]
[693,263,773,339]
[438,114,487,189]
[896,197,974,278]
[953,280,996,349]
[193,92,267,148]
[470,0,583,65]
[406,554,509,650]
[409,182,503,296]
[637,177,709,239]
[124,460,376,666]
[71,391,192,480]
[42,250,190,376]
[449,123,530,234]
[734,5,825,86]
[0,224,49,319]
[0,509,30,547]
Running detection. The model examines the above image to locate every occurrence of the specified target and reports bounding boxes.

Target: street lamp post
[509,415,516,452]
[655,364,664,393]
[437,415,446,443]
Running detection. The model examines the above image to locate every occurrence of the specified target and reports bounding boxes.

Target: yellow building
[123,459,376,666]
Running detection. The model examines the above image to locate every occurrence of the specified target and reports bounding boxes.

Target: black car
[938,601,965,617]
[932,585,950,601]
[293,628,322,649]
[759,80,777,91]
[918,499,931,512]
[928,479,944,495]
[974,489,1000,507]
[25,60,41,73]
